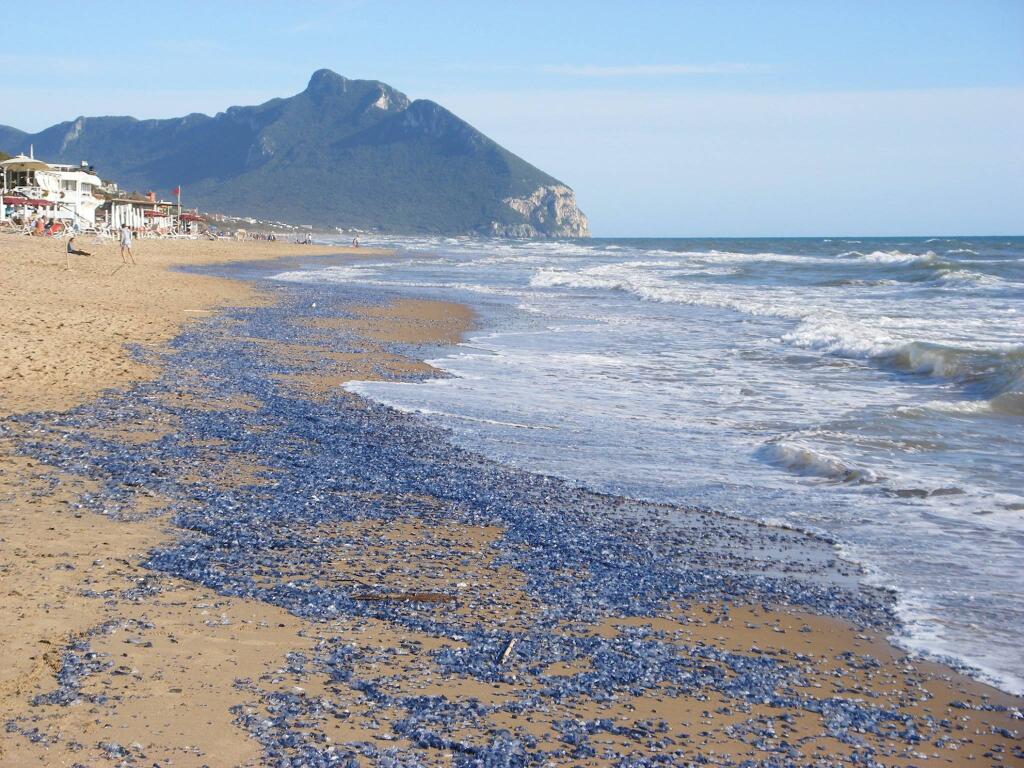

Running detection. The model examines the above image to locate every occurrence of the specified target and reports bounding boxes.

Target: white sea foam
[273,266,381,282]
[532,263,1022,390]
[888,594,1024,696]
[839,249,940,265]
[273,266,534,298]
[757,442,881,484]
[530,264,805,320]
[344,382,555,430]
[781,318,898,358]
[904,399,994,416]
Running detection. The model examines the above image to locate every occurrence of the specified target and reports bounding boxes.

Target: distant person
[352,236,360,247]
[33,217,45,236]
[119,224,136,264]
[66,236,91,257]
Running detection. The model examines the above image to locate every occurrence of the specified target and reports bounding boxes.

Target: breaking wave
[839,249,942,265]
[785,328,1024,410]
[756,442,881,484]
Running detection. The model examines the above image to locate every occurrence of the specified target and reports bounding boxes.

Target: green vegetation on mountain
[0,70,588,236]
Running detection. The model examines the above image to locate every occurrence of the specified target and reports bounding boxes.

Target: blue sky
[4,1,1022,236]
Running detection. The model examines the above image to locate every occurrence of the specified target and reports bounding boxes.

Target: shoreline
[306,236,1024,699]
[347,293,1018,698]
[0,234,1020,765]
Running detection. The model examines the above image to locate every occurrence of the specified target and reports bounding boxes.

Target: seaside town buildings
[1,153,102,228]
[1,149,202,233]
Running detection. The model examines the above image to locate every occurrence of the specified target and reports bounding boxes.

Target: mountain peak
[306,68,348,94]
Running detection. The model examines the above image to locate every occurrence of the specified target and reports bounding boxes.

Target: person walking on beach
[119,224,136,264]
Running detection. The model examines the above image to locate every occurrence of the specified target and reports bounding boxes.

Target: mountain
[0,70,588,237]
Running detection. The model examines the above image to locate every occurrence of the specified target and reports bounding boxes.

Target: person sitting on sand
[66,236,91,257]
[119,224,136,264]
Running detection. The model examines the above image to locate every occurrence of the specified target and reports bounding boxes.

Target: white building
[97,191,178,231]
[1,153,103,227]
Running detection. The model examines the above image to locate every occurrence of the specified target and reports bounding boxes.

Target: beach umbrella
[2,155,52,194]
[0,155,50,170]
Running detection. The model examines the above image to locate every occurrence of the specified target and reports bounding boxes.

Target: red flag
[171,186,181,197]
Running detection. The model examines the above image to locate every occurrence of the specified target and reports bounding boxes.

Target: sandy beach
[0,233,1021,767]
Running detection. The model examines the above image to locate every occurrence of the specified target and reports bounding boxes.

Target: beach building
[98,190,173,230]
[1,152,102,227]
[95,190,205,235]
[2,149,207,235]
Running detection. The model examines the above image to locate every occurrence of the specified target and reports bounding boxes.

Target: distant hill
[0,70,588,237]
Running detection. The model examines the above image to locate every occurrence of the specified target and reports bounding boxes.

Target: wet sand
[0,234,1020,766]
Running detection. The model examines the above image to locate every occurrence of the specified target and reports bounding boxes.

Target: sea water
[273,236,1024,693]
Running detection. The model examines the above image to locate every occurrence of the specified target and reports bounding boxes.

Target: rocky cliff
[494,184,590,238]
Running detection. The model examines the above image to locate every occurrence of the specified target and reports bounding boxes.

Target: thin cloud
[0,55,93,76]
[542,63,768,77]
[286,0,368,34]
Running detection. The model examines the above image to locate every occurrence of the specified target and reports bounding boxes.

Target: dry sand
[0,233,1020,766]
[0,235,392,414]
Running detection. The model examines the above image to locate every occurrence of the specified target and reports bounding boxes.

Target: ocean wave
[533,266,640,292]
[530,265,804,319]
[937,269,1016,289]
[756,442,881,484]
[883,342,1024,393]
[908,395,1023,418]
[991,389,1024,417]
[905,399,997,416]
[839,249,942,265]
[460,254,560,267]
[688,250,832,265]
[780,319,897,358]
[786,323,1024,395]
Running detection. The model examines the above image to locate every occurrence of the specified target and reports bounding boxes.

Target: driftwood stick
[498,637,518,665]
